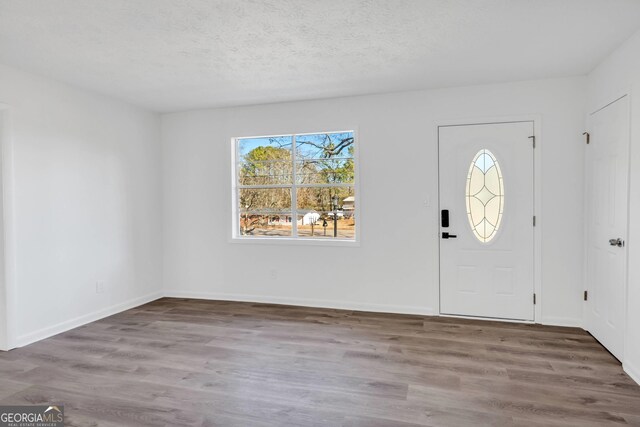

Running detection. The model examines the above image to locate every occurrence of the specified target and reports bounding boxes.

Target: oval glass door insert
[466,149,504,243]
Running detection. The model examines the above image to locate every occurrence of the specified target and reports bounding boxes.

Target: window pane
[297,186,355,239]
[296,132,354,184]
[238,136,293,185]
[239,187,292,237]
[239,213,293,237]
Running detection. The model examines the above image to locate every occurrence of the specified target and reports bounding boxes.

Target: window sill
[230,236,360,247]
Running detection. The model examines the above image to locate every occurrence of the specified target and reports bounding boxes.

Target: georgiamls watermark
[0,405,64,427]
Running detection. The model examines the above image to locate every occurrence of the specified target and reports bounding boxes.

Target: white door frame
[436,115,542,324]
[582,90,632,361]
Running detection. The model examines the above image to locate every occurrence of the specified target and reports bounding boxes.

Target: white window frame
[230,130,360,246]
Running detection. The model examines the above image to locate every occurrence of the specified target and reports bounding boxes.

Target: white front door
[439,122,535,321]
[585,96,630,361]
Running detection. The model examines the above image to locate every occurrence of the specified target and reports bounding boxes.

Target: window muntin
[235,131,356,240]
[466,149,504,243]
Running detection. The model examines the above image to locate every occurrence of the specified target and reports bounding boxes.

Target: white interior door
[585,96,629,361]
[439,122,535,321]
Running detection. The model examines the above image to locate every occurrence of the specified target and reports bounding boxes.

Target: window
[466,149,504,243]
[233,131,356,241]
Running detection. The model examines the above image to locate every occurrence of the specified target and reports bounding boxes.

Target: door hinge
[584,290,588,301]
[533,216,536,226]
[529,135,536,148]
[583,132,590,145]
[533,293,537,305]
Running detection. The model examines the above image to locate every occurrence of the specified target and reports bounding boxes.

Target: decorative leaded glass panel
[466,149,504,243]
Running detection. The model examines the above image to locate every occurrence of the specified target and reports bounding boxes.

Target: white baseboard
[624,359,640,386]
[13,291,163,348]
[6,289,586,349]
[439,313,535,324]
[163,290,436,316]
[539,316,583,328]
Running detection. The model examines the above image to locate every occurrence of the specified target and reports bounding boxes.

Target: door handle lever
[609,238,624,247]
[442,232,457,239]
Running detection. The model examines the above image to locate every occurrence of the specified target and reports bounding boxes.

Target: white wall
[0,106,8,349]
[0,62,590,349]
[588,29,640,385]
[0,64,163,348]
[162,77,587,326]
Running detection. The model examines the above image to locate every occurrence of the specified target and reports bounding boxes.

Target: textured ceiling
[1,0,639,112]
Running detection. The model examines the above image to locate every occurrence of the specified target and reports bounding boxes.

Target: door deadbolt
[609,238,624,247]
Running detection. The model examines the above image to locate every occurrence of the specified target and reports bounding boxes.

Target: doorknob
[442,232,457,239]
[609,238,624,247]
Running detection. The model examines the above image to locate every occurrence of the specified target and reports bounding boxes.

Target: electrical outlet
[269,269,278,280]
[96,281,105,294]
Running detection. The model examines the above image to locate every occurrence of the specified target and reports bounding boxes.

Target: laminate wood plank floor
[1,298,640,426]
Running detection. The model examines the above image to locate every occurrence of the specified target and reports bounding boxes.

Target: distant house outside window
[232,131,357,242]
